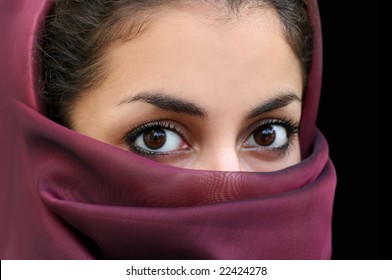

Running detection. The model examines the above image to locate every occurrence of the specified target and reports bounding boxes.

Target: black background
[317,2,383,259]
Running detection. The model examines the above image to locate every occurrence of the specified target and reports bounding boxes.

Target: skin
[70,5,303,172]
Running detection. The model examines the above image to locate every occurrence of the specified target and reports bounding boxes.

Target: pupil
[143,129,166,149]
[254,125,276,146]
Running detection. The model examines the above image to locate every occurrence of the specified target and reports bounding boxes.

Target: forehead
[95,5,303,108]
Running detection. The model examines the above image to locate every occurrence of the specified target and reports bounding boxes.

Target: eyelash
[124,118,301,157]
[125,120,186,157]
[244,118,301,154]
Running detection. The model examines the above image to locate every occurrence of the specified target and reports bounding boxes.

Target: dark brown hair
[39,0,312,126]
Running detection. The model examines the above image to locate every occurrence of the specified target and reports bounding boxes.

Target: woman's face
[70,7,303,172]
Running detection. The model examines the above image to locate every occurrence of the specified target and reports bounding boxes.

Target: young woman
[0,0,336,259]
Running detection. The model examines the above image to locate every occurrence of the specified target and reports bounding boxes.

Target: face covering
[0,0,336,259]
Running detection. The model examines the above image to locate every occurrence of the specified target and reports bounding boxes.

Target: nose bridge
[192,143,241,172]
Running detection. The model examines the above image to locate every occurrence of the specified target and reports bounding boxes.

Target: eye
[125,121,189,156]
[248,124,287,148]
[135,128,182,152]
[243,119,300,151]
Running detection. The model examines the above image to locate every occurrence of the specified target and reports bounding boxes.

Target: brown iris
[253,125,276,146]
[143,128,166,149]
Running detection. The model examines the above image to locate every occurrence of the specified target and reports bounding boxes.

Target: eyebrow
[117,91,207,117]
[117,90,301,119]
[245,92,301,119]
